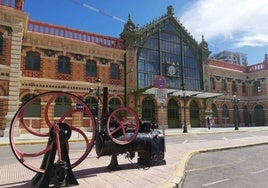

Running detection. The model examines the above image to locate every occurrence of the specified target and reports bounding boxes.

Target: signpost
[154,76,167,151]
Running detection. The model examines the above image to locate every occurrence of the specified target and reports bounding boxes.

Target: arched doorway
[141,97,156,123]
[254,104,265,126]
[190,100,200,127]
[167,99,180,128]
[243,105,250,126]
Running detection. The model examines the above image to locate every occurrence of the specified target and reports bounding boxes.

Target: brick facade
[0,2,268,136]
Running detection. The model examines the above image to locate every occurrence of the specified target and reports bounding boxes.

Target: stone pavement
[1,127,268,188]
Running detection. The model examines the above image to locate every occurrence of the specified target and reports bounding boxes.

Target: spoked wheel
[9,91,96,173]
[106,107,140,145]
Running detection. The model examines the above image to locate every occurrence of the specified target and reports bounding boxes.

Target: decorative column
[4,28,23,136]
[120,14,139,109]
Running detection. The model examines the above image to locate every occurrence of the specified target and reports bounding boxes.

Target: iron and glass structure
[137,23,202,91]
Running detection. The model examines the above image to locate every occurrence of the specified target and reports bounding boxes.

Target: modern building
[0,1,267,137]
[211,51,248,65]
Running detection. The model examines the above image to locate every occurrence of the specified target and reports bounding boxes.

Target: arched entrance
[190,100,200,127]
[141,97,156,123]
[243,105,250,126]
[254,104,265,126]
[167,99,180,128]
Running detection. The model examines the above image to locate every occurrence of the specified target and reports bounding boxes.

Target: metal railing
[28,20,124,50]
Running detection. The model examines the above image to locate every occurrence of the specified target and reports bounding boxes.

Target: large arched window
[25,51,40,70]
[86,60,97,77]
[190,100,200,127]
[243,105,250,126]
[137,22,201,90]
[142,97,156,123]
[167,99,179,128]
[21,94,41,117]
[254,104,265,126]
[58,56,71,74]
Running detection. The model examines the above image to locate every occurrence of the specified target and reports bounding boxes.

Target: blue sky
[23,0,268,65]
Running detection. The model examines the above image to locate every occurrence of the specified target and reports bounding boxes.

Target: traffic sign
[155,89,167,99]
[154,75,167,89]
[76,103,84,110]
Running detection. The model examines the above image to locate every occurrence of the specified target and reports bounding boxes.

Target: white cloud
[180,0,268,48]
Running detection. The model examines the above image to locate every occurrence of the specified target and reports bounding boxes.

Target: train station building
[0,1,268,136]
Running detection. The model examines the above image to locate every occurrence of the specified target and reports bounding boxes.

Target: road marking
[251,167,268,175]
[186,159,245,173]
[202,178,230,187]
[222,136,229,140]
[182,139,188,144]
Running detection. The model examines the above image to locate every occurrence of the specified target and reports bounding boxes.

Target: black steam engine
[9,88,165,187]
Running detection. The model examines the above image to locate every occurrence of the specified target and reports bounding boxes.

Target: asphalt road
[183,144,268,188]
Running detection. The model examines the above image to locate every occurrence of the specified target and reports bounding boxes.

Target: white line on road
[202,178,230,187]
[251,168,268,175]
[182,139,188,144]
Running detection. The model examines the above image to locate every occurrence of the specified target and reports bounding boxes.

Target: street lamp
[232,94,239,130]
[96,78,101,131]
[178,89,189,133]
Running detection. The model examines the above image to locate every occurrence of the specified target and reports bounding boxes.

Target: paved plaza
[1,127,268,188]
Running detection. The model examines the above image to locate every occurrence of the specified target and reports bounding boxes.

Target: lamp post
[96,78,101,131]
[181,89,190,133]
[232,94,239,130]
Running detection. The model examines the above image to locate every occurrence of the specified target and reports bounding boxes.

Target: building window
[25,51,40,70]
[58,56,71,74]
[232,81,237,94]
[242,82,246,93]
[253,81,261,94]
[54,96,72,117]
[110,63,120,79]
[210,77,215,90]
[221,79,226,90]
[86,60,97,77]
[21,94,41,117]
[222,104,229,118]
[0,33,3,55]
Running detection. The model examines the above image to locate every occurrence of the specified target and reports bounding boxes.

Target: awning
[143,87,223,99]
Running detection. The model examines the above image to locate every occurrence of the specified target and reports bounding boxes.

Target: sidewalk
[1,126,268,188]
